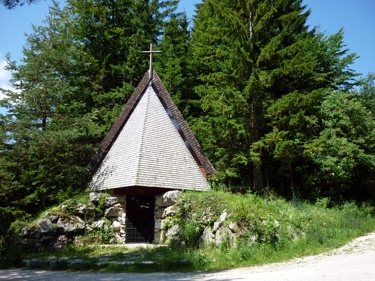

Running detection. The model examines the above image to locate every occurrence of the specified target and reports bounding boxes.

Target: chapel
[88,44,215,243]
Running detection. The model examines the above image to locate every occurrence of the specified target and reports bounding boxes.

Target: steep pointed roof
[89,70,216,191]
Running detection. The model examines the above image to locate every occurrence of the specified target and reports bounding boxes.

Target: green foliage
[97,193,112,211]
[304,91,375,199]
[0,2,97,226]
[180,222,201,248]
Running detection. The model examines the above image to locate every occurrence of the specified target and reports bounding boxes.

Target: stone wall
[18,191,183,249]
[18,190,258,250]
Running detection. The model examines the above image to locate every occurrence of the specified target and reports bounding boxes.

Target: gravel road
[1,232,375,281]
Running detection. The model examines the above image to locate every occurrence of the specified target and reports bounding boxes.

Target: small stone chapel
[88,44,216,243]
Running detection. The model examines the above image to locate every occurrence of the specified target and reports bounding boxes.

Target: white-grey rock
[37,219,54,233]
[49,215,59,223]
[215,226,235,247]
[19,226,32,238]
[76,203,95,217]
[228,222,238,233]
[166,225,181,239]
[155,191,181,207]
[114,233,124,244]
[213,221,223,233]
[92,219,106,229]
[118,216,126,225]
[162,205,176,218]
[199,227,214,247]
[89,192,100,203]
[57,216,85,234]
[104,206,124,218]
[105,197,123,206]
[219,210,228,222]
[112,221,121,231]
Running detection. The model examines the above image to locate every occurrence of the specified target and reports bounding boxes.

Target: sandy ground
[1,232,375,281]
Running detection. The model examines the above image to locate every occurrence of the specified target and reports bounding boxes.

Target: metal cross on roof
[142,43,161,80]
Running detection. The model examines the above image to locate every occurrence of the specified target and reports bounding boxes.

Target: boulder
[215,226,235,247]
[104,206,124,218]
[76,203,95,217]
[91,219,106,229]
[162,205,176,218]
[49,215,59,223]
[228,222,238,233]
[213,221,223,233]
[57,216,85,234]
[166,225,181,240]
[54,235,68,249]
[89,192,100,203]
[110,233,124,244]
[37,219,54,233]
[213,210,229,233]
[118,215,126,225]
[199,227,214,247]
[111,221,121,231]
[218,211,228,222]
[105,197,124,207]
[155,191,181,207]
[19,226,32,238]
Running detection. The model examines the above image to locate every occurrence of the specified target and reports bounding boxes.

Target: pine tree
[190,0,314,191]
[68,0,179,132]
[0,2,95,219]
[190,0,360,195]
[154,12,193,116]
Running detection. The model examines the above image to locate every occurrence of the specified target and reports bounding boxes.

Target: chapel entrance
[125,195,155,243]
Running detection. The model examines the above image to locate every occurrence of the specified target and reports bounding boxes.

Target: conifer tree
[154,12,193,116]
[0,2,95,219]
[68,0,179,131]
[190,0,314,191]
[190,0,359,194]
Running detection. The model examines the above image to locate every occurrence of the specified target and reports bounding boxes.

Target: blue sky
[0,0,374,100]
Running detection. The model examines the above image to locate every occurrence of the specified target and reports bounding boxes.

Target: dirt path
[2,232,375,280]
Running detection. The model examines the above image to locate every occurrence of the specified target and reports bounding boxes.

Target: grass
[1,190,375,273]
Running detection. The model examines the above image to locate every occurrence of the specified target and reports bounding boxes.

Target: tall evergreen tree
[68,0,179,132]
[190,0,359,195]
[0,2,95,221]
[154,12,193,116]
[190,0,314,191]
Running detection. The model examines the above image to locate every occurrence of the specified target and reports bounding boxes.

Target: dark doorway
[126,195,154,243]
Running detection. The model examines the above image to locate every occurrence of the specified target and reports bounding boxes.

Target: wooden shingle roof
[89,70,216,191]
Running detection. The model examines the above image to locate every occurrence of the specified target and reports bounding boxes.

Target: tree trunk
[253,163,263,193]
